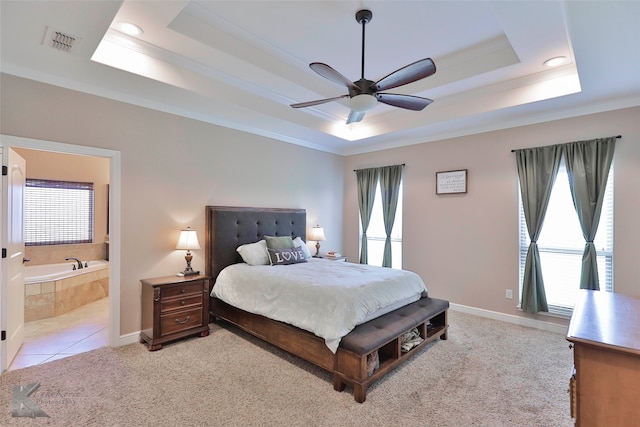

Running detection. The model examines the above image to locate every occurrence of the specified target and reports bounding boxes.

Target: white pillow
[236,240,269,265]
[293,236,312,259]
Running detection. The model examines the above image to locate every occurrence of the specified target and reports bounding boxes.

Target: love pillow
[267,247,308,266]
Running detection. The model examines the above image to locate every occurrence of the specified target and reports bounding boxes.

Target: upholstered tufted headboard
[205,206,306,283]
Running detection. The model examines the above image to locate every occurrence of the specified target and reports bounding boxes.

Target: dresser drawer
[162,281,203,299]
[160,294,203,313]
[160,307,203,336]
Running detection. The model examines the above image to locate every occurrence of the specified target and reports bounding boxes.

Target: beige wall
[1,73,344,336]
[343,106,640,327]
[2,72,639,336]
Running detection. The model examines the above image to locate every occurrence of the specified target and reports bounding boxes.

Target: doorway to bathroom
[0,134,121,372]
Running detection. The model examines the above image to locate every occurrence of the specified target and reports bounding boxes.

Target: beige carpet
[0,311,574,426]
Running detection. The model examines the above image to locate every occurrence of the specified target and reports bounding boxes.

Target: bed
[206,206,449,402]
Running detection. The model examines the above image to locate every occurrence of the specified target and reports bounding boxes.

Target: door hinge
[2,165,7,176]
[2,248,6,258]
[1,330,6,341]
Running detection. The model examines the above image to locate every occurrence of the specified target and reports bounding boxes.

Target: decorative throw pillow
[236,240,269,265]
[292,236,311,259]
[267,247,308,266]
[264,235,295,249]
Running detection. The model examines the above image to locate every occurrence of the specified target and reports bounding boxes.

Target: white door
[1,148,26,372]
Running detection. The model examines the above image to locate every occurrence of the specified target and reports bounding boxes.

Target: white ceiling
[2,1,639,156]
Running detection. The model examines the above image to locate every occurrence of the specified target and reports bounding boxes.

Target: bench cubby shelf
[333,306,449,403]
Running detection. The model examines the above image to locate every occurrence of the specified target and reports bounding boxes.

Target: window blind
[24,179,94,246]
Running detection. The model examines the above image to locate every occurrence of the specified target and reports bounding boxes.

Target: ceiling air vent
[43,26,81,53]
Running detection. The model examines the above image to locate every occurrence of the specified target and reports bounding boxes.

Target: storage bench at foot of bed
[333,297,449,403]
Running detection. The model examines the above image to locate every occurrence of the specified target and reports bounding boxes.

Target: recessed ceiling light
[116,22,143,37]
[544,56,567,67]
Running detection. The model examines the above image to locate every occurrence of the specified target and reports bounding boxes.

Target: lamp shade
[309,225,326,242]
[176,227,201,250]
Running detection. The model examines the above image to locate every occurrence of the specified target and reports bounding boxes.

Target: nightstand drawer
[160,307,203,336]
[162,281,203,298]
[160,294,203,313]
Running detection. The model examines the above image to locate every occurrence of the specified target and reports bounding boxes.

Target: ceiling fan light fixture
[350,94,378,113]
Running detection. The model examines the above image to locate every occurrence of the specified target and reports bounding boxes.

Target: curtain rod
[510,135,621,152]
[353,163,405,172]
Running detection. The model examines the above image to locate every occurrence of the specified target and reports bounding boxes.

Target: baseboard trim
[449,303,569,335]
[114,305,567,347]
[119,331,141,347]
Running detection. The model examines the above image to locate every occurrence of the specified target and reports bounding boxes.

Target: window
[361,182,403,269]
[25,179,94,246]
[518,160,613,316]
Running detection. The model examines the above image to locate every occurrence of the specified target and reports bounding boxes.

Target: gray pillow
[267,247,308,266]
[264,235,295,249]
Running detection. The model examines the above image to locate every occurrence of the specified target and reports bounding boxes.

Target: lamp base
[182,267,200,276]
[182,252,199,276]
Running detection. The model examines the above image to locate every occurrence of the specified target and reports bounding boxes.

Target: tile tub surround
[25,261,109,322]
[25,242,107,266]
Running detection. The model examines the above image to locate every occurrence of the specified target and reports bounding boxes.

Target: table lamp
[309,225,326,258]
[176,227,201,276]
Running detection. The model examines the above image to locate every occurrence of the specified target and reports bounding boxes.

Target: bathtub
[24,260,109,322]
[25,260,109,284]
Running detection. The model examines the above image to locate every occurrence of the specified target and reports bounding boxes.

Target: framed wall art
[436,169,467,194]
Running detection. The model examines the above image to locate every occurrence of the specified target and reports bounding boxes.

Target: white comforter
[211,258,428,353]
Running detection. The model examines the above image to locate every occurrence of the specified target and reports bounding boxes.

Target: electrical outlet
[505,289,513,300]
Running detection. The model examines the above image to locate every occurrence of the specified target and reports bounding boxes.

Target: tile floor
[7,297,109,371]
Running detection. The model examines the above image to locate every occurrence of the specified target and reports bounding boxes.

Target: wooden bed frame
[206,206,449,402]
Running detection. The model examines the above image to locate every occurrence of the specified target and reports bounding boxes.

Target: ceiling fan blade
[376,93,433,111]
[291,95,348,109]
[373,58,436,91]
[346,110,366,124]
[310,62,359,91]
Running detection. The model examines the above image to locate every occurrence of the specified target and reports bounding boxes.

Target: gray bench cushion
[340,297,449,355]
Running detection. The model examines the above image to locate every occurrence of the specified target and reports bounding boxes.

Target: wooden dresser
[566,290,640,426]
[140,274,210,351]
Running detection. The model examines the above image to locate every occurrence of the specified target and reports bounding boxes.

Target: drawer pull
[181,300,186,305]
[174,316,191,325]
[181,289,186,293]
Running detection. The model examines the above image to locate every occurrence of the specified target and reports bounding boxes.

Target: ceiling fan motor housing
[356,9,373,24]
[349,79,376,97]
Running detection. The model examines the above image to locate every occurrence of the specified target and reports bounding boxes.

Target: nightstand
[140,274,210,351]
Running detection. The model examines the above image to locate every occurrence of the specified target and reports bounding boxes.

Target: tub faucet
[65,257,83,269]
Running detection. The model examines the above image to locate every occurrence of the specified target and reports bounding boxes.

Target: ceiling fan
[290,9,436,124]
